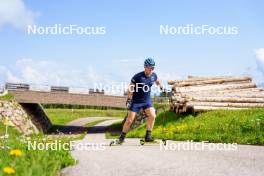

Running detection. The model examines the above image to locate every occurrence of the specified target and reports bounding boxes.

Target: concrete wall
[19,103,52,133]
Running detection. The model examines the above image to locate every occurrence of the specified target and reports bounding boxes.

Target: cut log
[178,88,263,94]
[192,106,247,112]
[168,76,264,113]
[173,80,251,87]
[187,75,239,80]
[190,96,264,103]
[215,88,263,93]
[188,101,264,108]
[180,92,264,98]
[173,82,256,93]
[168,76,251,85]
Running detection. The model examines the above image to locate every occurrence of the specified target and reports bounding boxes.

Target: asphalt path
[61,120,264,176]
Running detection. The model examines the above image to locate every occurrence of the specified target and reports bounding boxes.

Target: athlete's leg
[122,110,137,133]
[143,104,156,142]
[144,107,156,131]
[118,103,140,143]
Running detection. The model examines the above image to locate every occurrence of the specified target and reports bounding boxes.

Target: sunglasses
[146,66,155,70]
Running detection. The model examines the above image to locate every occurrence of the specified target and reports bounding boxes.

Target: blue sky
[0,0,264,93]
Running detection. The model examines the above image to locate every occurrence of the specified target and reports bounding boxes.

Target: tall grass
[126,109,264,145]
[0,124,76,176]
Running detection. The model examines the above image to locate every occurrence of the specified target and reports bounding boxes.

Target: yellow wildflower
[175,124,188,132]
[3,167,15,175]
[3,119,9,126]
[9,149,22,157]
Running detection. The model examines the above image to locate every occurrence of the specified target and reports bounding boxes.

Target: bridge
[10,90,127,108]
[5,82,127,108]
[2,83,127,133]
[4,90,126,134]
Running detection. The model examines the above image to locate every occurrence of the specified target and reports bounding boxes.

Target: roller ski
[139,139,159,145]
[140,130,166,145]
[109,132,125,146]
[109,139,124,146]
[140,139,166,145]
[139,135,166,146]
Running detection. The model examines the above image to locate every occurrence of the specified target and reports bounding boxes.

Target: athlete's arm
[155,79,164,91]
[127,82,135,100]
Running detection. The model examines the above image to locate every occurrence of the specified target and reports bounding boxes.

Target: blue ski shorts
[129,101,153,113]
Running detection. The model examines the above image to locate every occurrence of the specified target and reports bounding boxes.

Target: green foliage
[0,93,14,101]
[126,108,264,145]
[45,108,126,125]
[0,124,76,176]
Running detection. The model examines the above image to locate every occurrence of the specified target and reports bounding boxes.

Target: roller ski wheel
[140,139,167,145]
[162,139,167,146]
[139,139,159,145]
[109,139,124,146]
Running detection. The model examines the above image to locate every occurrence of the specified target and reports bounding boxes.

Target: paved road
[66,117,119,126]
[61,120,264,176]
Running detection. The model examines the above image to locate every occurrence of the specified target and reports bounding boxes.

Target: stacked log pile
[168,76,264,113]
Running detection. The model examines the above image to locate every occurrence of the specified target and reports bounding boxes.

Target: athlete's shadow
[49,125,109,134]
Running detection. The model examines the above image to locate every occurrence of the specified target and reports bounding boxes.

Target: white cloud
[156,71,183,83]
[0,0,38,30]
[255,48,264,62]
[0,66,22,82]
[112,58,144,64]
[109,57,184,84]
[0,58,185,95]
[0,59,107,89]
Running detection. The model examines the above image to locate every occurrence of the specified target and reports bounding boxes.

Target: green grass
[84,119,109,127]
[45,108,126,125]
[122,108,264,145]
[0,124,76,176]
[0,93,14,101]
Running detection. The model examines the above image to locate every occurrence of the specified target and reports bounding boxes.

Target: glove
[160,87,169,96]
[126,98,132,109]
[160,87,166,93]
